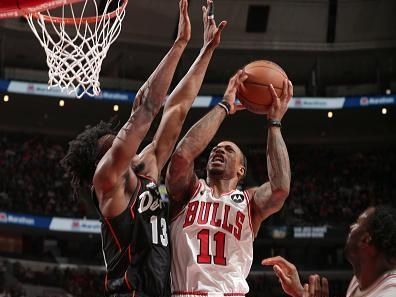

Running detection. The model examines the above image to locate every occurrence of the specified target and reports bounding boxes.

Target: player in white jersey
[263,206,396,297]
[166,68,293,295]
[171,180,254,294]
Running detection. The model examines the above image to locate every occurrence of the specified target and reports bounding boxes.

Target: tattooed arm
[140,0,227,179]
[248,79,293,236]
[93,0,190,217]
[166,71,247,202]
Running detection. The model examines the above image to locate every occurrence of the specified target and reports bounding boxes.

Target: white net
[26,0,127,98]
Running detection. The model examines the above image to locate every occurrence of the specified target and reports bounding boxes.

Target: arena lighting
[327,111,333,119]
[3,95,9,102]
[113,105,119,112]
[385,89,391,95]
[59,100,65,107]
[382,108,387,115]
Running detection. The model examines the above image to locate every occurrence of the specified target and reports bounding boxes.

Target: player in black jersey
[61,1,227,296]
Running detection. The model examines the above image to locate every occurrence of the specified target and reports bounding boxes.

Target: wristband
[218,101,231,115]
[267,119,282,128]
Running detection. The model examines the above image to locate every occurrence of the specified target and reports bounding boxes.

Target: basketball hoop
[23,0,128,98]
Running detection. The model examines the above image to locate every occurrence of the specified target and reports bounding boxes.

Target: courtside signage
[289,97,345,109]
[0,211,51,228]
[1,79,395,109]
[50,217,101,234]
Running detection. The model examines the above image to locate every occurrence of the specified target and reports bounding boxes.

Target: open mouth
[211,154,225,164]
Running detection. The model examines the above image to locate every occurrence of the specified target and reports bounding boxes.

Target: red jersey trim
[104,273,109,291]
[172,292,245,296]
[137,173,157,183]
[206,181,237,198]
[244,190,254,237]
[129,178,142,220]
[128,245,132,263]
[103,217,122,251]
[170,180,202,223]
[124,272,133,291]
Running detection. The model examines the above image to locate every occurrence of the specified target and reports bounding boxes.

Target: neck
[207,176,238,197]
[355,256,395,290]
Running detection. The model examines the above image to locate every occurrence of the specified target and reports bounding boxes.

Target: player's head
[345,206,396,267]
[206,141,247,184]
[61,121,117,198]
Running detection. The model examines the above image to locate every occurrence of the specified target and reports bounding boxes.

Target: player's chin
[208,166,224,175]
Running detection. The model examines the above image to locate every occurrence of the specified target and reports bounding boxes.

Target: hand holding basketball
[223,70,248,115]
[236,60,291,114]
[202,0,227,49]
[267,79,293,121]
[176,0,191,45]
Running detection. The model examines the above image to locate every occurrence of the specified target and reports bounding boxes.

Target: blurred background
[0,0,395,296]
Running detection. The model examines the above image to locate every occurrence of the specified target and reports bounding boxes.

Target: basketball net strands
[0,0,128,98]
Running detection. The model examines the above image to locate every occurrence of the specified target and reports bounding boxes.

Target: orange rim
[30,0,128,24]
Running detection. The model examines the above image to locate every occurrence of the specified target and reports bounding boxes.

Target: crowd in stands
[0,135,88,218]
[0,260,102,297]
[0,133,395,225]
[246,146,396,225]
[0,260,351,297]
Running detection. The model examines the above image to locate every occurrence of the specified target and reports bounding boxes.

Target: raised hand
[202,0,227,49]
[268,79,293,120]
[302,275,329,297]
[262,256,304,297]
[175,0,191,45]
[223,70,248,115]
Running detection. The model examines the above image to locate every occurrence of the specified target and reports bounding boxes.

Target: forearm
[136,41,187,113]
[167,46,214,109]
[176,105,227,159]
[266,127,291,194]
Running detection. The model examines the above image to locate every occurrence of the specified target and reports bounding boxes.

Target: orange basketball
[237,60,288,114]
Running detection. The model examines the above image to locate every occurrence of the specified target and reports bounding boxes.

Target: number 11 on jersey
[197,229,226,265]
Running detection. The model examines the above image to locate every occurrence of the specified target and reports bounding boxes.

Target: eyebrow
[213,145,236,151]
[224,145,235,151]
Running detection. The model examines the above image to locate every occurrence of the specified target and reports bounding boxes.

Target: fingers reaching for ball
[223,70,248,115]
[267,79,293,121]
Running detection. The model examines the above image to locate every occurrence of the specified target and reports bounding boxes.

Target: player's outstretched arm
[166,70,247,202]
[146,0,227,177]
[248,79,292,236]
[132,0,190,113]
[262,256,329,297]
[93,0,190,216]
[262,256,304,297]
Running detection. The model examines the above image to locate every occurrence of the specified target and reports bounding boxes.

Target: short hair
[61,121,116,198]
[367,206,396,262]
[237,148,248,187]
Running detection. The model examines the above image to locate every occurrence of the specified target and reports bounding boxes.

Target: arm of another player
[132,0,190,113]
[166,70,248,203]
[248,79,292,236]
[262,256,329,297]
[93,0,190,216]
[149,0,227,174]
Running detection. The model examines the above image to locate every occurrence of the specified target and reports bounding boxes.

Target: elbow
[275,187,290,201]
[169,147,192,169]
[271,187,290,212]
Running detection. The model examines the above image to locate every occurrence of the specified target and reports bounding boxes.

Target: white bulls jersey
[170,179,254,296]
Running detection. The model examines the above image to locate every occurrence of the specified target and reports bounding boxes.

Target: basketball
[237,60,288,114]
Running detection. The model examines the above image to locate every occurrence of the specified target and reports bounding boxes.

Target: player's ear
[360,232,373,248]
[237,165,245,179]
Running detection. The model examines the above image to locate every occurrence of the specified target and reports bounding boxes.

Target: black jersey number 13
[150,216,168,246]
